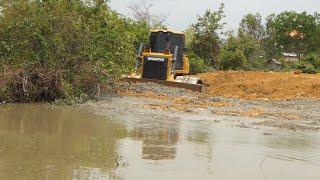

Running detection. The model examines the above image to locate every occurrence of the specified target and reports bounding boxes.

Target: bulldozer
[124,29,203,92]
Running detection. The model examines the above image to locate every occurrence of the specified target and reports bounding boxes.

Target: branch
[259,156,269,168]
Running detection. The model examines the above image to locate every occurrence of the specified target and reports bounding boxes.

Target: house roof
[283,53,298,57]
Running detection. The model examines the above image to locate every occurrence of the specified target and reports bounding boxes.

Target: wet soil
[92,81,320,132]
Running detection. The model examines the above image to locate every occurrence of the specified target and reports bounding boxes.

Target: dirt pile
[117,71,320,107]
[200,71,320,100]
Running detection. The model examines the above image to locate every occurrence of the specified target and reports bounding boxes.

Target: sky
[109,0,320,31]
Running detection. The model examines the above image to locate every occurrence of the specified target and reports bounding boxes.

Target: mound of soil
[200,71,320,100]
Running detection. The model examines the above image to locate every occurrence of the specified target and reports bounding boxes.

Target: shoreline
[83,82,320,132]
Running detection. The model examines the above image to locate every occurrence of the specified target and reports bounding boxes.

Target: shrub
[245,58,267,71]
[219,36,247,70]
[290,53,320,74]
[0,1,144,102]
[188,53,209,74]
[304,53,320,68]
[219,49,247,70]
[298,63,318,74]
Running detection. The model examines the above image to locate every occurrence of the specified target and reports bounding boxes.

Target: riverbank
[85,75,320,132]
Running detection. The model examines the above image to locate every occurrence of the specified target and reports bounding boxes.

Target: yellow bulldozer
[124,29,203,92]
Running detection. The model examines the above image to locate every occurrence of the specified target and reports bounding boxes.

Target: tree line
[128,1,320,74]
[185,4,320,73]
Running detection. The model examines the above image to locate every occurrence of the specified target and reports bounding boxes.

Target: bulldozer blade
[122,78,203,92]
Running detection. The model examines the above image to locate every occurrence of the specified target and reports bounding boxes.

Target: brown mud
[94,73,320,132]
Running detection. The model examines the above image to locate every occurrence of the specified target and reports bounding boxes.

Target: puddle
[0,104,319,180]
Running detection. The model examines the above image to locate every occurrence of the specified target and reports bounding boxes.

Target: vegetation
[188,53,209,74]
[297,53,320,74]
[187,5,320,73]
[189,3,226,67]
[0,0,149,103]
[128,0,168,29]
[219,36,247,70]
[1,0,320,102]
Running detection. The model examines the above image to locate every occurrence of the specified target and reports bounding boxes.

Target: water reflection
[0,104,126,180]
[261,133,319,165]
[129,117,180,160]
[1,104,320,180]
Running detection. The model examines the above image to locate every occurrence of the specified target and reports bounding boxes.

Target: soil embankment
[200,71,320,100]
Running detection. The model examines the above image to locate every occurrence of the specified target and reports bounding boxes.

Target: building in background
[283,53,299,62]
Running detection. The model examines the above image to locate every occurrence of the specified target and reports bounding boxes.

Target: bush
[188,53,209,74]
[298,63,318,74]
[245,58,267,71]
[219,49,247,70]
[304,53,320,68]
[0,1,145,102]
[219,36,247,70]
[289,53,320,74]
[271,58,290,71]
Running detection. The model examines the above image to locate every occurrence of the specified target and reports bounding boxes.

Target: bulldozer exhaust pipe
[134,43,144,71]
[172,46,178,74]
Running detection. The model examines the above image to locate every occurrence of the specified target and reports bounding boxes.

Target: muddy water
[0,104,319,180]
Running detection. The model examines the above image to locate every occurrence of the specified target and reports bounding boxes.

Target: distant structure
[283,53,299,62]
[267,59,282,71]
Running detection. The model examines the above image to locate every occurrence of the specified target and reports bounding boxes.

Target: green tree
[184,27,196,49]
[188,53,208,74]
[190,3,226,66]
[264,11,319,59]
[219,36,247,70]
[184,27,209,74]
[238,13,265,65]
[263,14,280,58]
[239,13,265,41]
[0,0,139,102]
[127,20,150,50]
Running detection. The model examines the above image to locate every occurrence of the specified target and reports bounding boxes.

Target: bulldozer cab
[149,30,185,70]
[126,30,202,92]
